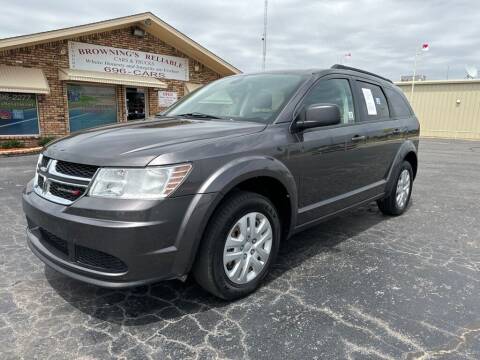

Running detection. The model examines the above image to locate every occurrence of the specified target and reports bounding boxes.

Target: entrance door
[126,88,147,120]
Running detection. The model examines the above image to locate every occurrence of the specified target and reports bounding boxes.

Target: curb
[0,147,43,157]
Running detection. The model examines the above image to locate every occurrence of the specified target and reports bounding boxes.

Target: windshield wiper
[175,112,222,119]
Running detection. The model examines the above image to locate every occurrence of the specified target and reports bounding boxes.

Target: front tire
[193,191,281,300]
[377,160,413,216]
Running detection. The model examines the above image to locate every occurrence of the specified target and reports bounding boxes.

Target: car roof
[241,65,393,86]
[240,69,325,76]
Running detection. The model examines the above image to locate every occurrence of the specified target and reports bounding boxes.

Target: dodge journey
[23,65,419,299]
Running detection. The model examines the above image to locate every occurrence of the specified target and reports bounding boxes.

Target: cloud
[0,0,479,80]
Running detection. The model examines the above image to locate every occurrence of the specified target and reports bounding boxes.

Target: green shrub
[38,136,56,147]
[1,140,24,149]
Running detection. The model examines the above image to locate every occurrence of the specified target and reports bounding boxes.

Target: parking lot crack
[348,305,424,352]
[342,338,397,360]
[410,327,480,360]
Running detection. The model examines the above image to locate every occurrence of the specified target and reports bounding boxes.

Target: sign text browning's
[68,41,189,81]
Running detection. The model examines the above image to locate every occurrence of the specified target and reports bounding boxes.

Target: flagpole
[411,49,418,104]
[410,43,429,105]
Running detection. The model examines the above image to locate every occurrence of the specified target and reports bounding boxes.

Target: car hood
[44,117,266,167]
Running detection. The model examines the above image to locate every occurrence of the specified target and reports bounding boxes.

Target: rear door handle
[351,135,366,141]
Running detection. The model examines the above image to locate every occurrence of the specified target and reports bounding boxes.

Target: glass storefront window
[0,92,39,135]
[67,84,117,132]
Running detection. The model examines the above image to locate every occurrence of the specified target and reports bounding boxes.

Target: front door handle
[392,128,401,134]
[351,135,366,141]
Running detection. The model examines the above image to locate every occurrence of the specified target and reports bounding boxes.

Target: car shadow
[46,201,389,325]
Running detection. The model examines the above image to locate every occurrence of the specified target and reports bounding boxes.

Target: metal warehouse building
[0,12,240,147]
[396,79,480,140]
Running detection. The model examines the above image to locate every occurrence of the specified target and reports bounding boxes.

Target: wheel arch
[385,140,418,194]
[404,151,418,179]
[173,156,298,276]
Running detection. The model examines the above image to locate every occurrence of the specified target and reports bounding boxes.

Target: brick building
[0,12,240,146]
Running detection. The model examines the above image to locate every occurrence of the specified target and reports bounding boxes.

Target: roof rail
[331,64,392,83]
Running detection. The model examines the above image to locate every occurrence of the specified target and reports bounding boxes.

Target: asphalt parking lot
[1,139,479,359]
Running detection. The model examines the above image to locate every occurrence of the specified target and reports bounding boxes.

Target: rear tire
[377,160,413,216]
[193,191,280,300]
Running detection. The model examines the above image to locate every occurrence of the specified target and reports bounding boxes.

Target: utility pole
[262,0,268,71]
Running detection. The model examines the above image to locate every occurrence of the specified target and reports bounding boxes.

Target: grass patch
[38,137,56,147]
[1,140,24,149]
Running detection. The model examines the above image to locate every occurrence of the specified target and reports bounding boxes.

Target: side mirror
[295,103,341,131]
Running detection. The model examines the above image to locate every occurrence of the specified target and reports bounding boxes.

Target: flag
[421,43,429,51]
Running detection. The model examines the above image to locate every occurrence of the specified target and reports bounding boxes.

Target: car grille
[55,160,98,179]
[49,182,86,202]
[38,228,127,273]
[40,155,50,168]
[34,156,97,205]
[37,175,45,189]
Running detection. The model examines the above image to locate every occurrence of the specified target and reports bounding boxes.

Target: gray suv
[23,65,419,300]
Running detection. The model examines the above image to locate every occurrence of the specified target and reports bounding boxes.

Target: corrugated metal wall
[396,82,480,140]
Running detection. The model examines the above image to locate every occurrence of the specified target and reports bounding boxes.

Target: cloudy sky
[1,0,479,80]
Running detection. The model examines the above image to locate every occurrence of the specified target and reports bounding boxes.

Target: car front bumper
[22,180,216,288]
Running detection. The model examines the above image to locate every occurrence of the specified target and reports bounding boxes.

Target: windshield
[163,73,308,124]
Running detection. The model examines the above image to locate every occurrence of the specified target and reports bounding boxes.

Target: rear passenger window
[385,87,412,118]
[357,81,389,121]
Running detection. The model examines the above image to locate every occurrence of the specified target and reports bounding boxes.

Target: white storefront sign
[68,41,189,81]
[158,91,178,107]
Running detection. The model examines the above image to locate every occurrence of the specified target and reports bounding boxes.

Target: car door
[353,80,405,182]
[295,76,377,225]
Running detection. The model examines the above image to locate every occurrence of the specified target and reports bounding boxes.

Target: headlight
[89,163,192,199]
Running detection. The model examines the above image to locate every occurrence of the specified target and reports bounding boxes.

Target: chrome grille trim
[33,156,94,205]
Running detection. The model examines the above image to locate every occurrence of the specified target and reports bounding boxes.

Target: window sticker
[375,97,381,105]
[348,111,354,121]
[361,88,377,115]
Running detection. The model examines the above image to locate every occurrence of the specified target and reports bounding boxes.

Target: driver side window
[303,79,355,124]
